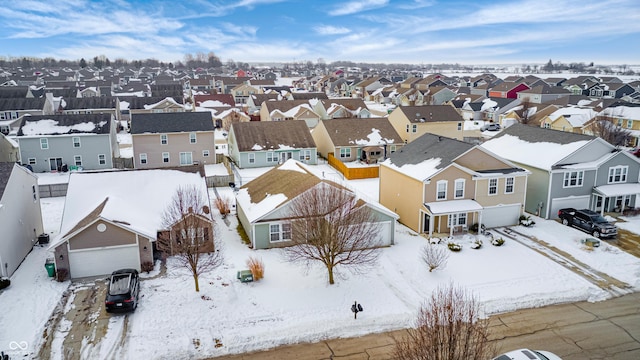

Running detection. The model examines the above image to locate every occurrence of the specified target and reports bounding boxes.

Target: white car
[493,348,562,360]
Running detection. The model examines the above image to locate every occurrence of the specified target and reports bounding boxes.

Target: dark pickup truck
[557,208,617,238]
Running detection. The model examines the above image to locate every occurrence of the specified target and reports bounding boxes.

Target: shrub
[519,215,535,227]
[0,277,10,290]
[56,268,68,282]
[447,242,462,252]
[468,223,479,234]
[470,239,483,249]
[246,256,265,281]
[214,196,231,216]
[421,244,449,272]
[491,238,505,246]
[141,261,154,273]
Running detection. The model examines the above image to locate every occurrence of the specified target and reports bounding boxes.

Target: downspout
[545,169,553,219]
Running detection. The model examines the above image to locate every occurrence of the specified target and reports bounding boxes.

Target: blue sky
[1,0,639,65]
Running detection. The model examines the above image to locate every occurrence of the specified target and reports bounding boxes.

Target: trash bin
[237,270,253,283]
[45,259,56,277]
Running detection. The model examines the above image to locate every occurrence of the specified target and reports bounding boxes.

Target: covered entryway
[593,183,640,215]
[482,204,522,228]
[549,195,590,219]
[68,244,141,278]
[423,199,483,237]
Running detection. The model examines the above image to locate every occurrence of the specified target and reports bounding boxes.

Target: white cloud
[314,25,351,35]
[328,0,389,16]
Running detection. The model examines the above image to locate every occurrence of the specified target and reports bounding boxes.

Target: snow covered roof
[424,199,483,215]
[594,183,640,197]
[17,114,111,136]
[548,107,596,127]
[50,169,208,248]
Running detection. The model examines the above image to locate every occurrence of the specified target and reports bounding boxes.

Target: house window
[454,179,465,199]
[98,154,106,165]
[505,177,514,194]
[627,119,633,129]
[457,122,462,131]
[139,153,147,164]
[266,152,275,162]
[28,158,36,165]
[563,171,584,187]
[74,155,82,166]
[617,118,623,126]
[282,223,291,240]
[162,152,170,163]
[543,122,550,129]
[248,153,255,164]
[202,150,210,157]
[406,124,409,133]
[72,136,81,148]
[412,124,417,133]
[340,148,351,158]
[436,180,447,200]
[179,152,193,165]
[488,178,498,195]
[300,150,311,161]
[389,145,397,153]
[190,132,197,144]
[40,138,48,149]
[32,185,37,201]
[269,223,290,242]
[448,213,467,227]
[608,166,628,183]
[160,134,168,145]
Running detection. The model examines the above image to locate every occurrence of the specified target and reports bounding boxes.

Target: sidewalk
[208,292,640,360]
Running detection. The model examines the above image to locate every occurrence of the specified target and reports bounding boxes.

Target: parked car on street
[481,123,501,131]
[105,269,139,313]
[557,208,617,238]
[493,348,562,360]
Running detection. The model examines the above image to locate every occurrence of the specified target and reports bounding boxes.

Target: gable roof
[231,120,316,151]
[382,133,474,181]
[320,118,402,146]
[123,96,183,110]
[0,162,15,198]
[17,113,112,136]
[0,97,46,111]
[397,105,464,123]
[130,112,214,134]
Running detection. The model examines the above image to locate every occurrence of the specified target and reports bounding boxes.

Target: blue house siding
[18,134,114,172]
[238,148,318,169]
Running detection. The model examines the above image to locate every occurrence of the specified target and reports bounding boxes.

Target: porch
[421,199,484,238]
[592,183,640,215]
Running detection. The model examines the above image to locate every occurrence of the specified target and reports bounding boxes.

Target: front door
[49,157,63,171]
[423,213,430,233]
[280,152,292,163]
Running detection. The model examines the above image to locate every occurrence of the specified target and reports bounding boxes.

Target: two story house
[379,133,529,237]
[130,112,216,169]
[17,113,118,172]
[388,105,465,143]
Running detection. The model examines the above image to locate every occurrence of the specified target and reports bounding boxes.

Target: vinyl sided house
[131,112,216,169]
[49,169,212,279]
[228,121,317,168]
[312,118,404,164]
[379,133,529,237]
[16,113,119,172]
[236,159,398,249]
[0,162,44,278]
[481,124,640,219]
[388,105,465,143]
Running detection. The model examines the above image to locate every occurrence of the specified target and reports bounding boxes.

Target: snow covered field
[2,165,640,359]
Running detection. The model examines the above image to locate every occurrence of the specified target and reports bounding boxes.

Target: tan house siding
[379,165,423,232]
[423,166,472,203]
[455,148,512,171]
[388,111,464,143]
[474,176,527,207]
[133,131,216,169]
[68,221,137,250]
[311,121,334,158]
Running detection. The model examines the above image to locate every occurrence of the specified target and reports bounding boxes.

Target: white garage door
[549,195,590,219]
[482,204,521,228]
[69,245,141,279]
[375,221,393,246]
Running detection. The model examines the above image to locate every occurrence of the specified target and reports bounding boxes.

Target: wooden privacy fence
[39,183,68,198]
[327,153,379,180]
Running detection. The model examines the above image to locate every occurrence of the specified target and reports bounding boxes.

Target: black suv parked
[105,269,139,313]
[557,208,617,238]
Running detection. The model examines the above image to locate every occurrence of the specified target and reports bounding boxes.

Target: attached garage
[482,204,522,228]
[68,244,141,279]
[549,195,590,219]
[374,221,394,246]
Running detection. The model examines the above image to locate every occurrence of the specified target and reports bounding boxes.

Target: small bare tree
[421,244,449,272]
[157,185,222,292]
[284,183,382,285]
[393,283,497,360]
[590,119,632,147]
[518,97,533,125]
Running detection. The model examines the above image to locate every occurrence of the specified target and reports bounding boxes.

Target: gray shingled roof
[492,123,595,144]
[0,86,30,98]
[398,105,464,123]
[17,113,113,136]
[387,133,474,167]
[0,98,46,111]
[231,120,316,151]
[320,118,402,146]
[0,162,15,199]
[130,112,214,134]
[124,96,183,109]
[63,97,119,110]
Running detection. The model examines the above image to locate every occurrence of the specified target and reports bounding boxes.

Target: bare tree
[157,185,222,292]
[393,283,497,360]
[284,183,382,285]
[421,244,449,272]
[518,97,533,125]
[590,119,632,147]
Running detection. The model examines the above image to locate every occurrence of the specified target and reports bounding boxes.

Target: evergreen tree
[79,58,87,68]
